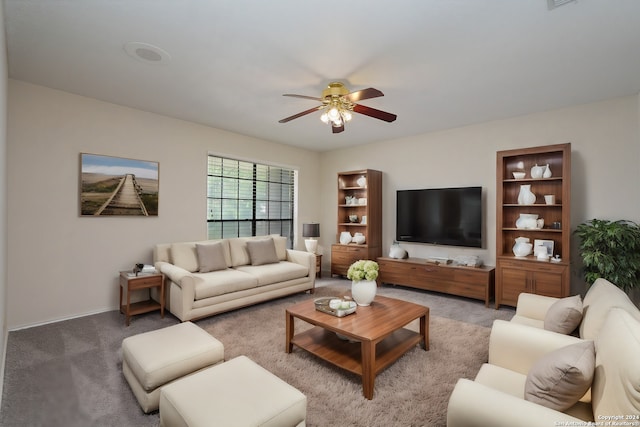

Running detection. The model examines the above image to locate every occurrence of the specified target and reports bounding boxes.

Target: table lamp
[302,223,320,254]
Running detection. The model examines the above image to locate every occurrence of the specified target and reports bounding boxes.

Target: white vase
[351,280,377,306]
[543,164,552,178]
[515,213,539,229]
[339,231,352,244]
[517,184,536,205]
[531,164,544,179]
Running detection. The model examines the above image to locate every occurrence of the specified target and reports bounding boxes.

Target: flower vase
[351,280,377,306]
[517,184,536,205]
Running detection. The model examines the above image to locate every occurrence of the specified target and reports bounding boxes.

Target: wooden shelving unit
[331,169,382,277]
[495,143,571,308]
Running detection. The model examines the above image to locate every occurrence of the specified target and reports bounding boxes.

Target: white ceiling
[4,0,640,152]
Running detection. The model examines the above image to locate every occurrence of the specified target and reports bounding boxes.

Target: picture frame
[79,153,159,216]
[534,239,554,257]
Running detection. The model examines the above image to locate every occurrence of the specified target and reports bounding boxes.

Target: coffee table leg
[361,341,375,400]
[285,310,294,353]
[420,314,429,351]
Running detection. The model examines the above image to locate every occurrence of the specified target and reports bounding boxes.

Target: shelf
[503,177,563,183]
[497,255,569,266]
[503,204,561,207]
[496,143,571,308]
[333,169,382,276]
[503,228,562,232]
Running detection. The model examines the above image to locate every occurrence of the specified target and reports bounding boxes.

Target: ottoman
[122,321,224,413]
[159,355,307,427]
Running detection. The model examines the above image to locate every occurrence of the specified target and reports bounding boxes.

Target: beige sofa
[447,278,640,426]
[154,235,315,322]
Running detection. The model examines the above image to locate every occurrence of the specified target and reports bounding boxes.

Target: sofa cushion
[246,238,279,266]
[580,278,640,340]
[196,242,228,273]
[228,237,251,267]
[271,235,287,260]
[171,242,199,273]
[235,261,308,286]
[193,269,259,300]
[524,341,595,411]
[592,308,640,420]
[544,295,583,334]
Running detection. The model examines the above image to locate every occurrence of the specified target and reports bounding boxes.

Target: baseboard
[8,307,114,332]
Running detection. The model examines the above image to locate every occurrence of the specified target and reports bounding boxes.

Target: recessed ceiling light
[123,42,171,64]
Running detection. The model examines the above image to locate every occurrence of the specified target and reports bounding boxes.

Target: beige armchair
[447,307,640,426]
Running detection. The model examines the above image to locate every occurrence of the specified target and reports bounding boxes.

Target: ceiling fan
[278,82,397,134]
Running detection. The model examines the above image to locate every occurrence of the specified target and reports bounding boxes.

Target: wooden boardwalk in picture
[95,174,149,216]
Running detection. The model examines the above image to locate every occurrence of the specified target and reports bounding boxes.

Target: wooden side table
[314,254,322,278]
[119,271,165,326]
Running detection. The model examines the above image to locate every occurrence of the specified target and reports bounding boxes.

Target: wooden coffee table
[286,294,429,399]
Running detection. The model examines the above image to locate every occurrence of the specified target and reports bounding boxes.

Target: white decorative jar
[351,280,377,306]
[515,213,539,229]
[531,164,544,179]
[543,164,552,178]
[517,184,536,205]
[353,233,366,244]
[513,237,533,257]
[339,231,352,244]
[389,243,407,259]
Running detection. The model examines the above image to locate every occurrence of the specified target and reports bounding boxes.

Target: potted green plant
[574,219,640,292]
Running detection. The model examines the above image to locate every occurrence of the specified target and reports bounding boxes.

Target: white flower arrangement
[346,259,379,282]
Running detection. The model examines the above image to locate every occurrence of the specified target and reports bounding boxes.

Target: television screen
[396,187,482,248]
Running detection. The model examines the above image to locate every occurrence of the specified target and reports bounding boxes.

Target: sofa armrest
[514,293,560,322]
[447,379,583,427]
[488,319,583,375]
[286,249,315,277]
[155,261,191,286]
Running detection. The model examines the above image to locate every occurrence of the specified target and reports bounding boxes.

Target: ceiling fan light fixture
[279,81,396,133]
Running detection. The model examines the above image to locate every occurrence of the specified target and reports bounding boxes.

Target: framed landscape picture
[79,153,159,216]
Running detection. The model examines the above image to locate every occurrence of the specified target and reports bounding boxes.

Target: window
[207,155,296,248]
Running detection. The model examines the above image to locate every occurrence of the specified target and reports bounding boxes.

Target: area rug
[1,281,503,427]
[196,285,491,427]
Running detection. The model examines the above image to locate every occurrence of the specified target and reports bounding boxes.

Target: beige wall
[319,95,640,295]
[6,79,640,329]
[6,80,321,329]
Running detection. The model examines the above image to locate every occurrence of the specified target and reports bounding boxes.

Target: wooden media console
[377,257,495,307]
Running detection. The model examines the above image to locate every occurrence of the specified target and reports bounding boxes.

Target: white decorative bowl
[512,171,526,179]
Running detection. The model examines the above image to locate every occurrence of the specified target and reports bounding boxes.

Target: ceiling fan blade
[283,94,323,101]
[332,124,345,133]
[353,104,397,122]
[344,88,384,103]
[278,105,324,123]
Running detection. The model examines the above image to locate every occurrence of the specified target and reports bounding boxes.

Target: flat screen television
[396,186,483,248]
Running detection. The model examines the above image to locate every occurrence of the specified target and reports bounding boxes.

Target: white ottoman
[122,322,224,413]
[159,355,307,427]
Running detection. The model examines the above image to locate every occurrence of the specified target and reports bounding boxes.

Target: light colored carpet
[0,277,514,427]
